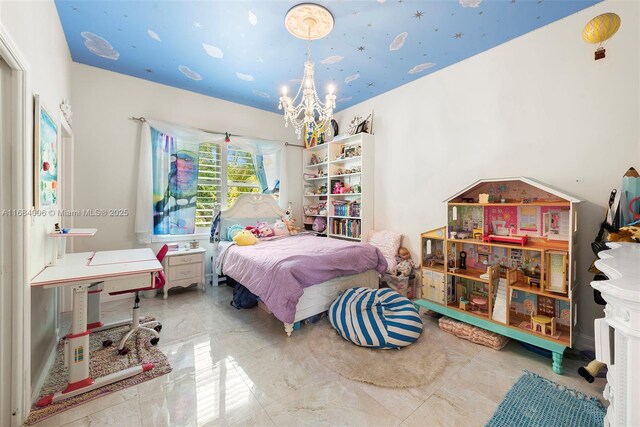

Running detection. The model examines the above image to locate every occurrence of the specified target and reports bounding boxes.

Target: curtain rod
[128,116,304,148]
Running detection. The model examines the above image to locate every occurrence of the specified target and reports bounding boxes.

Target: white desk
[32,248,162,407]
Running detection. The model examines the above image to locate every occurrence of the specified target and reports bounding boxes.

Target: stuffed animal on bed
[233,229,258,246]
[390,247,418,277]
[273,220,289,236]
[312,216,327,233]
[256,222,275,238]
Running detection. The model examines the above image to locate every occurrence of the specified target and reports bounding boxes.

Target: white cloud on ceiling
[202,43,224,59]
[377,0,386,3]
[248,10,258,26]
[289,78,302,85]
[178,65,203,80]
[390,32,408,51]
[320,55,344,65]
[81,32,119,60]
[408,63,435,74]
[253,90,270,98]
[147,29,161,42]
[459,0,482,7]
[236,72,255,81]
[344,74,360,84]
[337,97,353,103]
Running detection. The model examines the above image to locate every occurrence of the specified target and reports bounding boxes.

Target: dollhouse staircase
[492,279,507,324]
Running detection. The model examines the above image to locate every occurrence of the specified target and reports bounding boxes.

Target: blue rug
[486,371,606,427]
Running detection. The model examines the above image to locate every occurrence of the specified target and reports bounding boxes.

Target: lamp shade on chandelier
[279,4,336,138]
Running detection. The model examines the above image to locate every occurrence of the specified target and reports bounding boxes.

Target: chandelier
[279,4,336,138]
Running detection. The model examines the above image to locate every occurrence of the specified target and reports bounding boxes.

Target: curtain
[134,119,286,243]
[151,129,201,235]
[230,136,287,209]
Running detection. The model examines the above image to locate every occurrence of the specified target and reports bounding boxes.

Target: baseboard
[573,332,595,352]
[30,336,58,404]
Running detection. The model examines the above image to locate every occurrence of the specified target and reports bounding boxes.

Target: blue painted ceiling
[55,0,600,113]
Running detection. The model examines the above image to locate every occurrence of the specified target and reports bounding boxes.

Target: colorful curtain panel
[151,128,200,235]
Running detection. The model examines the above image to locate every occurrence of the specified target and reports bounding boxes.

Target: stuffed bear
[390,247,418,277]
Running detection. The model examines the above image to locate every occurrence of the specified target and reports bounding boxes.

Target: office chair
[107,244,168,355]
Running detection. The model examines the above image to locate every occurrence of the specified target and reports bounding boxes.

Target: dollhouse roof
[443,177,581,203]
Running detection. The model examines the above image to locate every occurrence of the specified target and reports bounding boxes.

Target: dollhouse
[415,177,580,374]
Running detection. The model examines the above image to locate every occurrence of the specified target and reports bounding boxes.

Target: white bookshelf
[302,133,374,241]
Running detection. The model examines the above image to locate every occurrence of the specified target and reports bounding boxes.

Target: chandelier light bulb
[281,86,288,96]
[327,84,334,95]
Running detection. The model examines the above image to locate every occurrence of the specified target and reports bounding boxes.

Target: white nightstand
[162,247,206,299]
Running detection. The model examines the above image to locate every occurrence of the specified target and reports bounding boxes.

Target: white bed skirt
[284,269,380,336]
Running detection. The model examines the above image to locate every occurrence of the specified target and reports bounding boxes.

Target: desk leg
[36,284,154,407]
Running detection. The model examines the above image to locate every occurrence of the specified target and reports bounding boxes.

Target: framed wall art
[34,94,59,208]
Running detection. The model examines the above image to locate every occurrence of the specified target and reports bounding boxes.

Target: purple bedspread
[218,234,388,323]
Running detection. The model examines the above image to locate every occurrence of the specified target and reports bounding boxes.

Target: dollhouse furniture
[162,247,206,299]
[416,177,580,374]
[591,242,640,427]
[302,133,373,241]
[531,313,555,336]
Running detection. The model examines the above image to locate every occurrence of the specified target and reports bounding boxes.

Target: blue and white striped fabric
[329,288,423,349]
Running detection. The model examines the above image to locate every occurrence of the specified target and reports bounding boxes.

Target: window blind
[195,142,222,229]
[226,147,260,207]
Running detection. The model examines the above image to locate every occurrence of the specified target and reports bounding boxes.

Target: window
[226,147,261,208]
[195,143,222,230]
[193,144,260,230]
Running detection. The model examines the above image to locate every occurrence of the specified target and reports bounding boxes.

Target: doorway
[0,30,30,426]
[0,52,14,427]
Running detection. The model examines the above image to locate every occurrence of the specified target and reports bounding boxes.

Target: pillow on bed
[366,230,402,272]
[219,217,280,241]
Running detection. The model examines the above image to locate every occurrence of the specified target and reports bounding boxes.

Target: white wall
[0,0,72,393]
[335,0,640,349]
[70,64,300,272]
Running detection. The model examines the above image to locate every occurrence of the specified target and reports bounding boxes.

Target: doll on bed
[390,247,418,277]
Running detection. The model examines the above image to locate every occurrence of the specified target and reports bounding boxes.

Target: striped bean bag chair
[329,287,423,349]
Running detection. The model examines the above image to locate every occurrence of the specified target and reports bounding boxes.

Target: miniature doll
[391,247,418,277]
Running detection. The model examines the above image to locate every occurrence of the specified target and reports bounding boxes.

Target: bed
[213,194,386,336]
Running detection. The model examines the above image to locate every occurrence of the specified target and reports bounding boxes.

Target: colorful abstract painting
[35,96,58,208]
[151,129,200,235]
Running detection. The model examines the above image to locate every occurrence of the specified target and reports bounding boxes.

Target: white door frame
[0,24,31,427]
[59,119,73,313]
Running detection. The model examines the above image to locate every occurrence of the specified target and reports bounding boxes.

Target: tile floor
[33,284,606,427]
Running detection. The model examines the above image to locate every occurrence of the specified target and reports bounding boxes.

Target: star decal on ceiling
[413,11,424,19]
[145,68,153,73]
[353,11,359,16]
[193,21,202,28]
[367,82,375,87]
[454,32,463,39]
[71,6,79,11]
[357,46,366,51]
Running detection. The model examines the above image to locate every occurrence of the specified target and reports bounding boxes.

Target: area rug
[486,370,606,427]
[307,319,446,388]
[26,317,172,425]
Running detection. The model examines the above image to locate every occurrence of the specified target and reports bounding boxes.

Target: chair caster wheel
[154,324,162,332]
[150,337,160,346]
[102,340,113,347]
[118,347,130,356]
